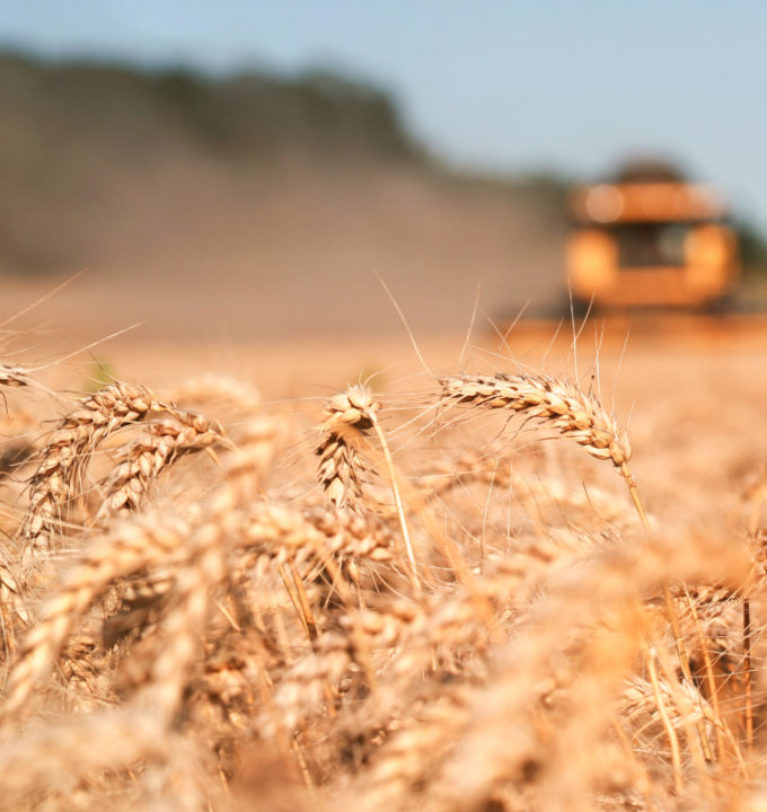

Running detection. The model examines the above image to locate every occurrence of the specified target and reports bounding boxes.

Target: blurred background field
[0,49,570,339]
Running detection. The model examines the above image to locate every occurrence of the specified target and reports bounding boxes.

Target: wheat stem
[368,411,419,591]
[644,644,684,795]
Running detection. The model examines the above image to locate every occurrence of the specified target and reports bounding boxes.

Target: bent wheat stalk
[440,373,632,469]
[439,372,652,525]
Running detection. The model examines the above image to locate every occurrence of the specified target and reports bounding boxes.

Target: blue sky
[4,1,767,227]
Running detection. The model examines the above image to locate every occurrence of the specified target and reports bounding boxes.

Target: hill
[0,50,568,337]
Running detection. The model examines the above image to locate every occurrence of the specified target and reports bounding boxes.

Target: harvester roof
[570,158,726,226]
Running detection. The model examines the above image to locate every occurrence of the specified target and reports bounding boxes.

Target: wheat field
[0,324,765,811]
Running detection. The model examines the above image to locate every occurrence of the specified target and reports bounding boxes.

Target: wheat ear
[317,385,418,586]
[20,382,158,557]
[96,409,227,521]
[440,373,632,469]
[316,388,376,509]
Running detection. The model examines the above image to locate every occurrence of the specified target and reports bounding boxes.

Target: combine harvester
[566,159,739,313]
[536,159,767,348]
[565,162,740,320]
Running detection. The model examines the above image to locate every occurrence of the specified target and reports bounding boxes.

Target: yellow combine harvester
[566,161,740,310]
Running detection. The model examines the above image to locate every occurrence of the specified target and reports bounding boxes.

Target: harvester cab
[565,161,739,311]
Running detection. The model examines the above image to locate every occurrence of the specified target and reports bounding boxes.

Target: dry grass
[0,333,766,811]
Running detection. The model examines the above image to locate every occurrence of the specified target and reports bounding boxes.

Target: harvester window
[613,222,689,269]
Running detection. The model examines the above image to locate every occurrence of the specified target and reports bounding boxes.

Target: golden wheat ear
[317,384,419,589]
[440,373,632,468]
[316,386,377,510]
[95,408,228,521]
[19,382,159,561]
[437,371,651,521]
